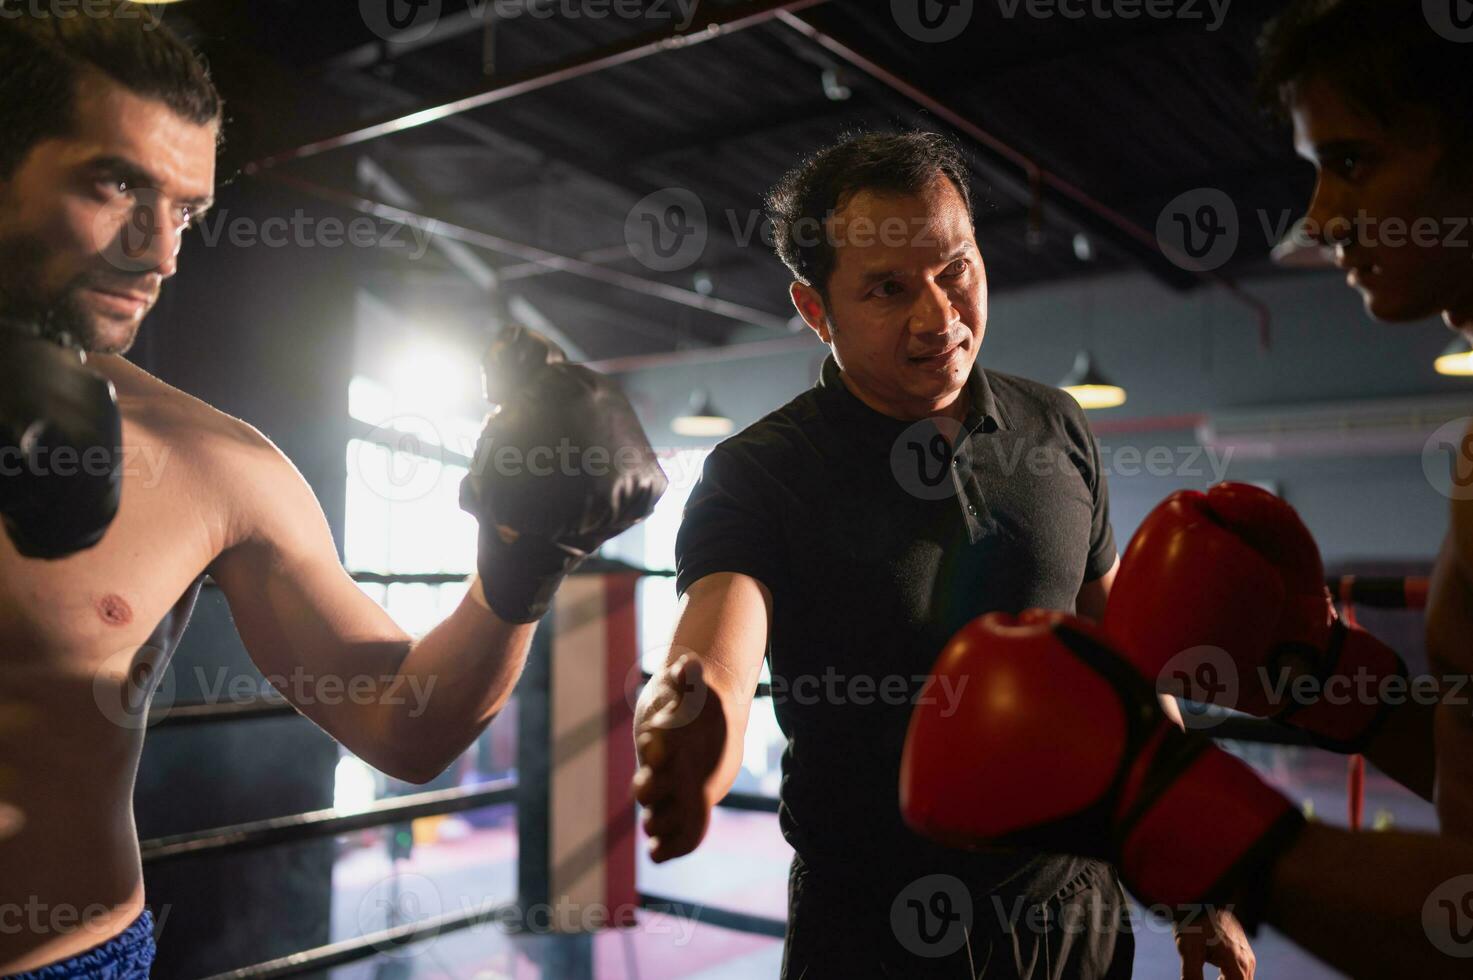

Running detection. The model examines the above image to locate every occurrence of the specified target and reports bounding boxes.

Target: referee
[632,132,1251,978]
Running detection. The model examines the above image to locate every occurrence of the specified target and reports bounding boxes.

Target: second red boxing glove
[1103,483,1406,753]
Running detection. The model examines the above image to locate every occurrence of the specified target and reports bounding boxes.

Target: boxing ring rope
[1329,575,1429,610]
[152,570,1428,976]
[140,782,516,867]
[197,901,521,980]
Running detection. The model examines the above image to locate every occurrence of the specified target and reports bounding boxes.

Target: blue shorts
[5,909,155,980]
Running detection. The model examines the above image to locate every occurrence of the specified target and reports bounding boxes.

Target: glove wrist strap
[1276,621,1407,753]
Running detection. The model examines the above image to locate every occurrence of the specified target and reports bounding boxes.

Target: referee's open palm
[633,657,727,863]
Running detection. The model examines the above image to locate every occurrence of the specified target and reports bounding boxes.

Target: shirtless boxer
[0,5,666,975]
[902,2,1473,977]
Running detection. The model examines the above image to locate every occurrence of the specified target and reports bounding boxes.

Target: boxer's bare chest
[0,408,224,713]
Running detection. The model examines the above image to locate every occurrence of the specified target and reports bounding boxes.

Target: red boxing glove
[1103,482,1406,753]
[900,611,1303,914]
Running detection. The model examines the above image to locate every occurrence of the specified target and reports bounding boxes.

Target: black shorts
[779,856,1135,980]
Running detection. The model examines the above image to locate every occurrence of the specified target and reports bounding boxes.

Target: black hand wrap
[459,325,668,622]
[0,321,122,559]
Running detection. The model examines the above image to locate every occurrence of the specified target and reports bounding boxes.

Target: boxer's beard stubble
[0,230,131,354]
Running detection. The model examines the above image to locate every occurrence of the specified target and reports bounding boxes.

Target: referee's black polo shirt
[675,352,1118,902]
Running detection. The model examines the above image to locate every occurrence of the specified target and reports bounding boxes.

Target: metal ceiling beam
[775,10,1272,348]
[356,156,592,359]
[261,170,796,333]
[244,0,830,175]
[586,332,820,375]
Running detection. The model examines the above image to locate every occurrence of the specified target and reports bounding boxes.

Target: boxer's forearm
[1266,823,1468,978]
[379,597,537,782]
[1359,699,1437,801]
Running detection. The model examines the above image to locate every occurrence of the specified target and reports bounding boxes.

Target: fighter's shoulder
[94,352,293,501]
[96,356,280,465]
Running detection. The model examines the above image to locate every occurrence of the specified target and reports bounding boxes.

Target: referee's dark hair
[766,131,974,302]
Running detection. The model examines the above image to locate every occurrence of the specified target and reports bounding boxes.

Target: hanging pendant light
[673,389,734,437]
[1435,335,1473,377]
[1059,349,1127,410]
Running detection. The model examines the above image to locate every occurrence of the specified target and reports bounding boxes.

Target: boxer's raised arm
[213,325,665,784]
[208,426,535,784]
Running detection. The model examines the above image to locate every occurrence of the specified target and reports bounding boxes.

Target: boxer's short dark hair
[0,0,222,180]
[1256,0,1473,158]
[766,131,974,299]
